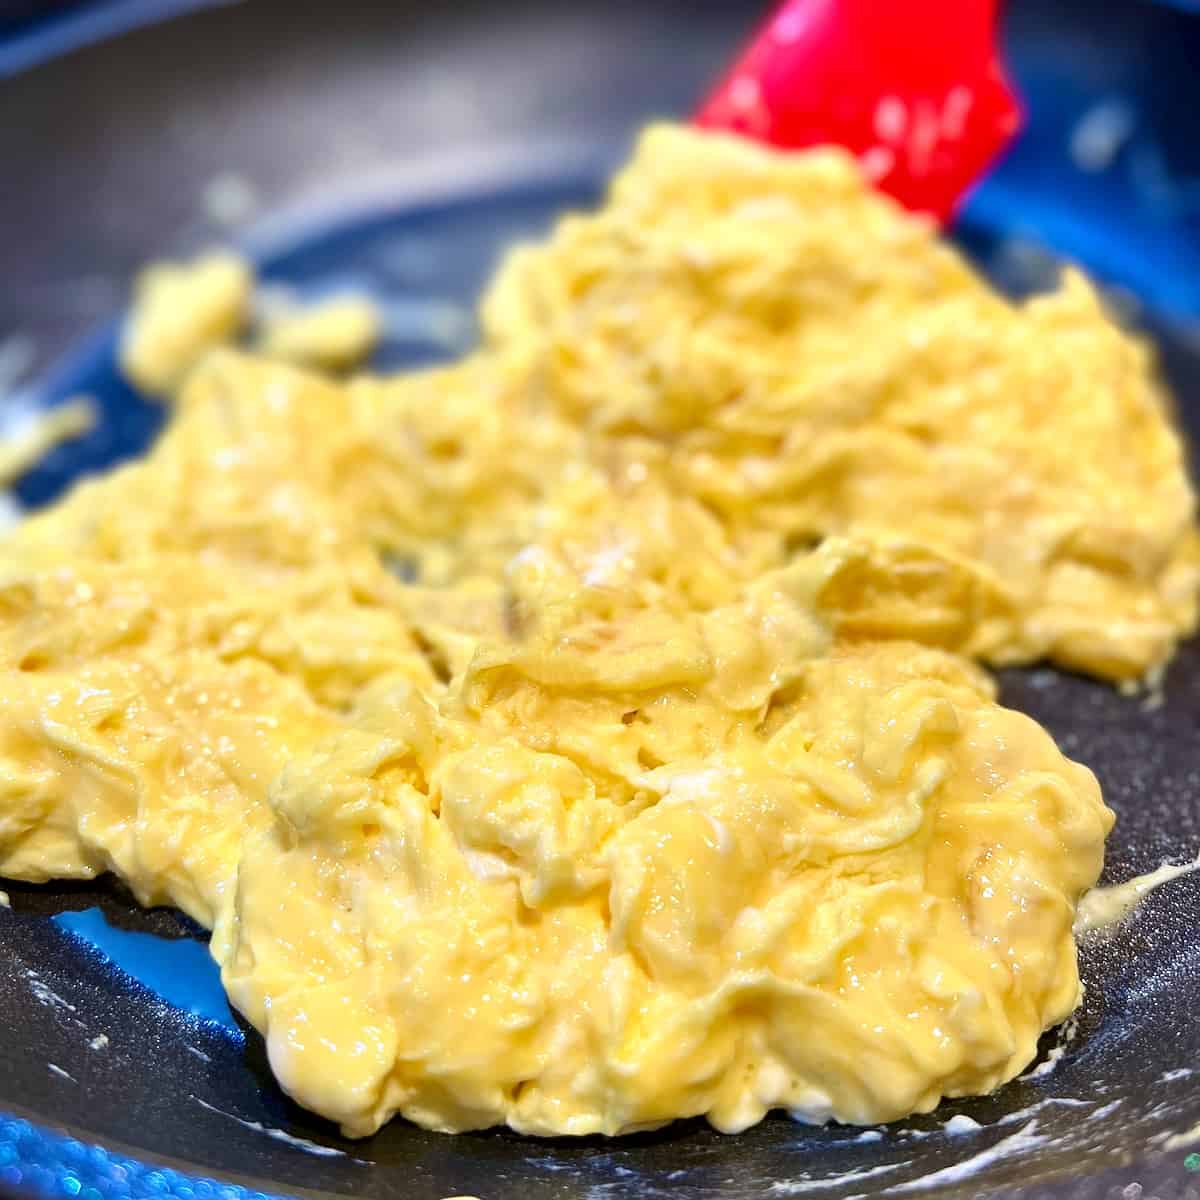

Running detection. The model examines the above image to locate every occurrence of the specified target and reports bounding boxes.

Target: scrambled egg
[4,123,1193,1139]
[481,127,1200,682]
[121,255,383,390]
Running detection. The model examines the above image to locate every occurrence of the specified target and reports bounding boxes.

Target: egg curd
[1,123,1194,1138]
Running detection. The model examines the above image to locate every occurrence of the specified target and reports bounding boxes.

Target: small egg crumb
[257,295,382,371]
[0,397,96,487]
[120,251,252,396]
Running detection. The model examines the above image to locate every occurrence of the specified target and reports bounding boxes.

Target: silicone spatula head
[695,0,1022,223]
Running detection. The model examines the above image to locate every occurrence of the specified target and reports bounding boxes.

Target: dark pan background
[1,2,1200,1199]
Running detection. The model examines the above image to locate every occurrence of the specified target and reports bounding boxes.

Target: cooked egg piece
[120,251,252,395]
[257,295,382,372]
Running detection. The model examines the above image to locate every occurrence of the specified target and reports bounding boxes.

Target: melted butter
[0,125,1192,1139]
[1074,852,1200,934]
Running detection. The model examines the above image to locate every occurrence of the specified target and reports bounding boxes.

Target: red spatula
[695,0,1021,224]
